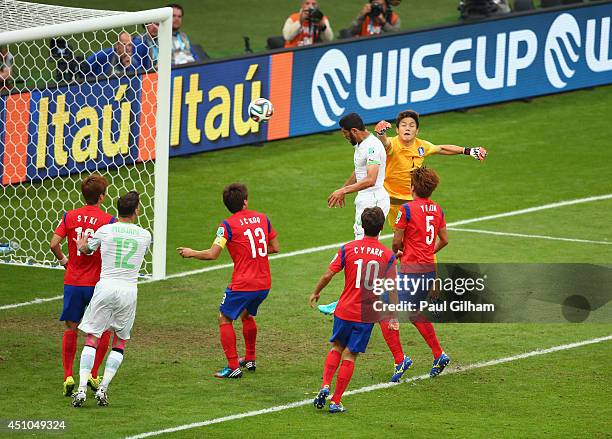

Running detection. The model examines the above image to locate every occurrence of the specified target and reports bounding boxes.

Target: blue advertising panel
[167,55,270,156]
[289,3,612,135]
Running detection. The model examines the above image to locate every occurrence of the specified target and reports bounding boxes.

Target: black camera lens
[308,7,324,23]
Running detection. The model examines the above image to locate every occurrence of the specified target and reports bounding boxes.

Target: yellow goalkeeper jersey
[384,136,440,200]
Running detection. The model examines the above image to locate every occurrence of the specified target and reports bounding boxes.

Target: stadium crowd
[0,0,571,90]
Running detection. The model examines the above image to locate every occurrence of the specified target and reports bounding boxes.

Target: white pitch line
[153,193,612,282]
[0,294,64,310]
[449,227,612,245]
[125,334,612,439]
[2,193,611,311]
[449,193,612,227]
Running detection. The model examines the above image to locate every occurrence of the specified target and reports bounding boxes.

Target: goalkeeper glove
[375,120,392,136]
[464,146,487,161]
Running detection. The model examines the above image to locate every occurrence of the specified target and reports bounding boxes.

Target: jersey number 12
[113,237,138,269]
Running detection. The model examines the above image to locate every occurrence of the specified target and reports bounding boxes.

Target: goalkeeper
[318,110,487,320]
[375,109,487,228]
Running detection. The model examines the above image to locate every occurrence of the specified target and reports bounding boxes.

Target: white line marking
[125,334,612,439]
[3,193,611,310]
[0,295,63,311]
[449,227,612,245]
[448,193,612,227]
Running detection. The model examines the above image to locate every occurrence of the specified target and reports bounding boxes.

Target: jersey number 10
[354,259,380,289]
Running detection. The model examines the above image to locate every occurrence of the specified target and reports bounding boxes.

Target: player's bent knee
[85,333,100,348]
[218,313,233,324]
[112,335,126,353]
[65,321,79,331]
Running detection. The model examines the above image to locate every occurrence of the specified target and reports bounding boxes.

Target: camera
[369,3,384,18]
[307,7,324,24]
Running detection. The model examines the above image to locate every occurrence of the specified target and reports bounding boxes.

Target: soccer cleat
[71,390,86,407]
[313,386,330,409]
[317,301,338,315]
[328,401,346,413]
[88,374,102,392]
[390,355,413,383]
[238,357,256,372]
[63,376,75,397]
[214,366,243,379]
[430,352,451,377]
[95,388,109,406]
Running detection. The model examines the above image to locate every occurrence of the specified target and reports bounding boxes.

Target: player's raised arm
[177,244,223,260]
[309,268,337,308]
[436,144,488,161]
[74,234,98,256]
[374,120,392,152]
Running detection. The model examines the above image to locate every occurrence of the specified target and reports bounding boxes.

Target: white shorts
[354,189,390,239]
[78,279,138,340]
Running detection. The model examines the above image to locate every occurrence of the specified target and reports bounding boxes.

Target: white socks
[100,350,124,391]
[78,345,96,392]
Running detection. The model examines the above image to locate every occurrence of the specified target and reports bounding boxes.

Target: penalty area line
[125,334,612,439]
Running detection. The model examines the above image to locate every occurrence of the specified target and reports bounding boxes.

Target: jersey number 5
[426,216,435,245]
[244,227,267,258]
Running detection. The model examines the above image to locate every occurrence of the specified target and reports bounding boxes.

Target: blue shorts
[219,288,269,321]
[59,285,95,322]
[329,316,374,353]
[397,271,437,306]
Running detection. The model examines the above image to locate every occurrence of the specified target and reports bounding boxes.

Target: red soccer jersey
[394,198,446,272]
[329,236,396,323]
[217,209,277,292]
[54,205,116,286]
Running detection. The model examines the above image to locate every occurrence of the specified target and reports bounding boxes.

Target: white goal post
[0,1,172,280]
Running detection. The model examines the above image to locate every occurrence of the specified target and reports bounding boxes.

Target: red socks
[379,322,405,364]
[321,349,341,388]
[412,320,442,358]
[219,322,239,369]
[331,360,355,403]
[91,330,111,378]
[241,316,258,361]
[62,329,77,380]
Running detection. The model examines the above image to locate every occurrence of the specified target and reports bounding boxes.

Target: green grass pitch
[0,84,611,437]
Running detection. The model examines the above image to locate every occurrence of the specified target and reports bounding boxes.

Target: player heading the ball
[327,112,390,239]
[72,191,152,407]
[177,183,280,379]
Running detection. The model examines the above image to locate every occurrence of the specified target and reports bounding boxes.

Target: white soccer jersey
[87,222,152,283]
[354,134,387,194]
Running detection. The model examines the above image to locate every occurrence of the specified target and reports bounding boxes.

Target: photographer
[349,0,401,38]
[283,0,333,48]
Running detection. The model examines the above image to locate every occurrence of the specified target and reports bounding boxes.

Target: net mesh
[0,0,122,33]
[0,1,160,277]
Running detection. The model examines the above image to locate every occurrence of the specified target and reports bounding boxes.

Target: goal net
[0,0,171,279]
